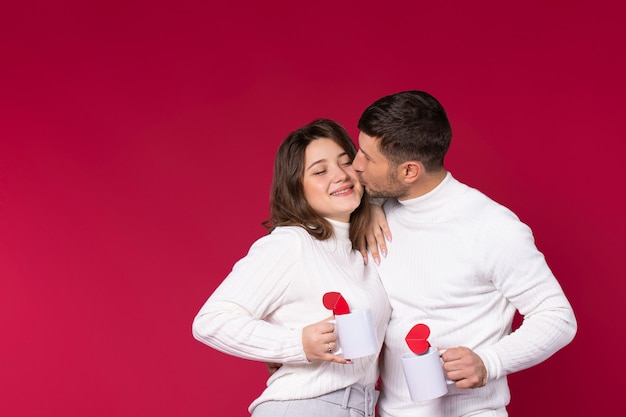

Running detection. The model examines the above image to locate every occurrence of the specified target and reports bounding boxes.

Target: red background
[1,1,624,416]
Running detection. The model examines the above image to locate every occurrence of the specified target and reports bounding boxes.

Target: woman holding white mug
[192,119,391,416]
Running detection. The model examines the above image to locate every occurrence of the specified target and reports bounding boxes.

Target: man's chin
[364,188,388,199]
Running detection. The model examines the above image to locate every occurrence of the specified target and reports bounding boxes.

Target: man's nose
[352,152,364,172]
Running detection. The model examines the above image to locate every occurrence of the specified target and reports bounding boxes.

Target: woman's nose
[332,166,350,182]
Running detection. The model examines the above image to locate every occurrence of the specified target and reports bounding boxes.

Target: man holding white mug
[353,90,577,417]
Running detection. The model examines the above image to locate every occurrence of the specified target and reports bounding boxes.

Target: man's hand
[440,346,488,389]
[265,362,282,375]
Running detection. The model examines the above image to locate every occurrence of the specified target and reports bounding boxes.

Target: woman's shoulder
[250,225,311,253]
[268,225,312,240]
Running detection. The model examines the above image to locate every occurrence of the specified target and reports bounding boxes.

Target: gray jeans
[252,384,378,417]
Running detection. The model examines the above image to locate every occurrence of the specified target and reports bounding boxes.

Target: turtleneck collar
[325,217,351,242]
[323,218,354,258]
[398,172,455,215]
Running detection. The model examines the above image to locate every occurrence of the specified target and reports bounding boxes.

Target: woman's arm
[358,202,392,265]
[192,229,349,364]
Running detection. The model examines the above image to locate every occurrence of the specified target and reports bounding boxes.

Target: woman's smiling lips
[330,185,354,196]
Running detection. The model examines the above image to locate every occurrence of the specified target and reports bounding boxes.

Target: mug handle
[438,349,455,385]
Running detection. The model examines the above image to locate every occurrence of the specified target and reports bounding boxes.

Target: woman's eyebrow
[306,152,349,170]
[306,158,327,171]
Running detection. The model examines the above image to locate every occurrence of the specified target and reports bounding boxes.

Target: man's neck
[398,170,448,201]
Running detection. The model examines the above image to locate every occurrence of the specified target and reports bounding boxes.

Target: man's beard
[363,171,410,199]
[366,186,410,199]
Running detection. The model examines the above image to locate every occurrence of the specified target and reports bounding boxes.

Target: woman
[192,119,391,416]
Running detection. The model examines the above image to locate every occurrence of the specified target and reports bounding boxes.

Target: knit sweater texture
[376,173,576,417]
[192,219,391,413]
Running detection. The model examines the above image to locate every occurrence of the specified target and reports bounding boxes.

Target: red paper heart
[405,323,431,354]
[322,292,351,315]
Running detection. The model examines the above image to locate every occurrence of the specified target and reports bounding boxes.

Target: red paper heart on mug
[405,323,431,354]
[322,292,351,315]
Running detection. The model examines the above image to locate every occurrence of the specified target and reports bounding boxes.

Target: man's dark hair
[358,90,452,171]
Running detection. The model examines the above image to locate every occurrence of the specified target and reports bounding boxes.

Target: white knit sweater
[192,219,391,413]
[376,173,577,417]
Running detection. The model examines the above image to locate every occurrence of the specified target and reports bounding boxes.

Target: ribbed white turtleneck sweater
[376,173,576,417]
[192,219,391,413]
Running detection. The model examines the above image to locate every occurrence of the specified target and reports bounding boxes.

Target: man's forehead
[357,132,379,152]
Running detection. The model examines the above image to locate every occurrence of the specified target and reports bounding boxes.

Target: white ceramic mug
[331,309,378,359]
[401,347,449,401]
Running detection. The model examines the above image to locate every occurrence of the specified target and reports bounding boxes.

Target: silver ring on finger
[327,342,333,353]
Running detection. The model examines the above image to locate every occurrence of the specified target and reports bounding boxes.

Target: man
[352,90,577,417]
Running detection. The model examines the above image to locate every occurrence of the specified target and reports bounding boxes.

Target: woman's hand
[302,316,349,364]
[359,203,392,265]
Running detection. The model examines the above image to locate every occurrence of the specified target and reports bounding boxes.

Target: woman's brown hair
[262,118,372,249]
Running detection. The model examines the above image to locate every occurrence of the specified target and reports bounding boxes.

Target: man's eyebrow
[358,147,371,158]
